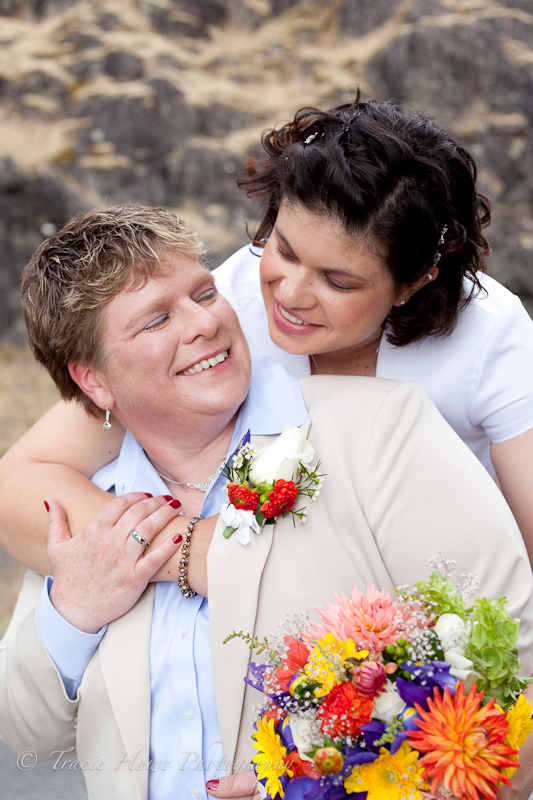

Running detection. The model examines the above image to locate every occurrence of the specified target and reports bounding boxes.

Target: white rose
[444,651,481,691]
[434,613,472,656]
[248,424,315,485]
[372,680,406,722]
[290,717,315,763]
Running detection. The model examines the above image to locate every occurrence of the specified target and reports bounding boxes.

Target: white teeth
[181,350,228,375]
[279,305,308,325]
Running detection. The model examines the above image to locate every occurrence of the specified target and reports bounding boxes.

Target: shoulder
[212,245,262,298]
[464,273,526,322]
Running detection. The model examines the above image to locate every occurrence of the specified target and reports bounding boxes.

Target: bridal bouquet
[226,559,532,800]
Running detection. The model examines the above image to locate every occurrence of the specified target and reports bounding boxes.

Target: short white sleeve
[469,289,533,443]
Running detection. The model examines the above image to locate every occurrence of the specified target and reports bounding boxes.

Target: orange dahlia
[408,683,519,800]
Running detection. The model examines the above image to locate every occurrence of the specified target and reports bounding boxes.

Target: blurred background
[0,0,532,794]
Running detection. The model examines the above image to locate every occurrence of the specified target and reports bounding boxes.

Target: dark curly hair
[237,93,491,346]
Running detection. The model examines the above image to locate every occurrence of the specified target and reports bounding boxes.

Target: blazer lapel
[207,424,312,769]
[208,433,279,770]
[99,584,155,800]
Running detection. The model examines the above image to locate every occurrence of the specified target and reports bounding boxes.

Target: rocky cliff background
[1,0,533,627]
[1,0,533,340]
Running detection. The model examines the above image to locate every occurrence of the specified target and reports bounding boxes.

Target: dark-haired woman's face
[260,202,403,359]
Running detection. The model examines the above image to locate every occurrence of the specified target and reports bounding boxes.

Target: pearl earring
[400,300,406,306]
[427,273,433,281]
[103,407,112,432]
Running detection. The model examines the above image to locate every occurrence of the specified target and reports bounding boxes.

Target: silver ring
[130,530,150,548]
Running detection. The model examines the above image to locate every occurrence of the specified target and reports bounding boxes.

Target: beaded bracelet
[177,516,203,599]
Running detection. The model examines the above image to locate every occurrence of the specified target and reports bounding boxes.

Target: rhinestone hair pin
[433,225,448,266]
[303,110,363,146]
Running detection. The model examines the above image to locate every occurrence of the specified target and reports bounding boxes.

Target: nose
[181,300,220,344]
[278,264,315,309]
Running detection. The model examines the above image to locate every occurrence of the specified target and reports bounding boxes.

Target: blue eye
[144,314,168,331]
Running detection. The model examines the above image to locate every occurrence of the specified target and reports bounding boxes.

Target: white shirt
[35,347,309,800]
[214,245,533,474]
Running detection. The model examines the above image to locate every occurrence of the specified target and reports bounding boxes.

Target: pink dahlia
[351,659,387,697]
[306,586,404,654]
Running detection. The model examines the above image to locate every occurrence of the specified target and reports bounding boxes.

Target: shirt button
[185,708,194,720]
[180,626,188,635]
[193,789,201,798]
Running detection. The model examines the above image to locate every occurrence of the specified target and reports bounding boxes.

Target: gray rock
[103,51,144,82]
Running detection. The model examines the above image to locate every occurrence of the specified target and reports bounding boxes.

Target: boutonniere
[220,424,324,545]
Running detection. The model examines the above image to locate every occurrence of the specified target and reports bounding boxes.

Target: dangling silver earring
[103,407,112,432]
[400,300,406,306]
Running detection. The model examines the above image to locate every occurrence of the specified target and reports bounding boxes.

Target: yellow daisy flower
[344,742,427,800]
[252,717,293,799]
[501,694,533,779]
[303,633,367,698]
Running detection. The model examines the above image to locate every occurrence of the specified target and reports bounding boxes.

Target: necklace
[311,345,380,377]
[155,457,227,492]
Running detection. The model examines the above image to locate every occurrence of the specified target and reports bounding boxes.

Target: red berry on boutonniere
[227,484,260,512]
[260,479,299,518]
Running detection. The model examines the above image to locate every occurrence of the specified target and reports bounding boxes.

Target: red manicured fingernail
[145,493,153,498]
[168,498,181,509]
[206,781,220,790]
[44,501,50,512]
[172,533,183,545]
[163,495,173,502]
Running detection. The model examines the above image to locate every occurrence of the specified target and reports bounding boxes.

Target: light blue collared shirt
[36,347,308,800]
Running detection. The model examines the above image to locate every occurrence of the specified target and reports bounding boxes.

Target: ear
[394,266,439,307]
[68,363,114,412]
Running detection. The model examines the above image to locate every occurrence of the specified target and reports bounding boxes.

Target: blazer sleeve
[0,571,79,759]
[362,381,533,675]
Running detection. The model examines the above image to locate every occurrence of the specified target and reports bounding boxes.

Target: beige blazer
[1,377,532,800]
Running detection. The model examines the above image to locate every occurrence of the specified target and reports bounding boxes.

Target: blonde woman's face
[98,254,251,429]
[260,202,403,358]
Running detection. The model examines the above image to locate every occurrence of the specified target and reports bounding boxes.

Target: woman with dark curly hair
[0,95,532,571]
[213,95,533,553]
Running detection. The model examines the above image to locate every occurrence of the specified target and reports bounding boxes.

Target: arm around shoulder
[0,399,125,572]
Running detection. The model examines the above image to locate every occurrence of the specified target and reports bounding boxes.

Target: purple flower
[397,661,457,711]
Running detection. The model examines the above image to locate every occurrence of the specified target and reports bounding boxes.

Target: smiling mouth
[278,304,310,326]
[179,350,229,376]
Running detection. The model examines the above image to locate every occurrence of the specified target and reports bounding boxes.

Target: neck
[311,331,382,377]
[117,406,239,488]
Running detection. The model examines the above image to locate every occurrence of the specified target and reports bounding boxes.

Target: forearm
[491,429,533,565]
[150,515,216,597]
[0,462,113,574]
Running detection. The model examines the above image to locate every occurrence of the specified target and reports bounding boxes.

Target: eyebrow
[275,226,368,281]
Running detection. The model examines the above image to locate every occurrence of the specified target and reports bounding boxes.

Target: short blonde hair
[21,204,206,416]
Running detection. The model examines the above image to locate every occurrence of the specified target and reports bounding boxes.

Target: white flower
[444,651,481,691]
[248,424,315,485]
[372,680,406,722]
[434,613,479,689]
[434,613,472,655]
[219,503,262,546]
[290,717,315,763]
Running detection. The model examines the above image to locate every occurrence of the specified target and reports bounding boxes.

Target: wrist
[49,583,103,635]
